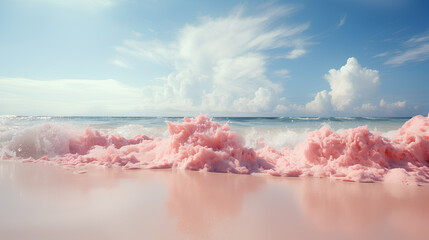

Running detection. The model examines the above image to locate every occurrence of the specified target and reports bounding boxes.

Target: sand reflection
[1,161,126,197]
[2,161,428,240]
[0,161,172,240]
[0,161,267,239]
[298,178,429,239]
[165,170,266,237]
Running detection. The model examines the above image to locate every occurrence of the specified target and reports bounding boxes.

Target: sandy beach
[1,161,428,240]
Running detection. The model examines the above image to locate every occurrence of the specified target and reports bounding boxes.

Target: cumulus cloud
[379,99,406,109]
[115,6,309,114]
[304,90,331,113]
[353,99,407,115]
[270,57,409,116]
[325,57,379,111]
[0,78,142,115]
[273,104,290,114]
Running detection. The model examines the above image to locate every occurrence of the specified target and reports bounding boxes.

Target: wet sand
[1,161,428,240]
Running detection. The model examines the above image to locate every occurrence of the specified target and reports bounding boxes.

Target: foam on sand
[1,115,428,185]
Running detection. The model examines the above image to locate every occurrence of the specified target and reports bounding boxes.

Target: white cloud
[325,57,379,111]
[385,43,429,66]
[233,87,275,112]
[357,103,377,112]
[374,51,389,58]
[379,99,406,108]
[273,104,289,114]
[274,69,290,78]
[115,40,176,65]
[284,48,307,59]
[0,78,142,115]
[354,99,406,115]
[110,59,133,69]
[385,33,429,66]
[406,34,429,44]
[115,6,309,114]
[338,15,347,27]
[132,31,143,37]
[272,57,409,116]
[305,90,331,113]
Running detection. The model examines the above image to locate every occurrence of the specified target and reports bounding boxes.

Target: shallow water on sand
[1,161,428,240]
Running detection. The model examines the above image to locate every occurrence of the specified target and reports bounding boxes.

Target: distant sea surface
[0,115,410,151]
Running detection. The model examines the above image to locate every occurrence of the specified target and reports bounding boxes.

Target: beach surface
[1,161,428,240]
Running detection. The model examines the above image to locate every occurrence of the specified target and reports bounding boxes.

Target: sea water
[0,115,428,184]
[0,115,408,144]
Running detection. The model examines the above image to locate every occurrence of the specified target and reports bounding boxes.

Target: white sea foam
[237,127,311,150]
[0,123,79,159]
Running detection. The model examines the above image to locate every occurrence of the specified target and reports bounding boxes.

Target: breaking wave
[1,115,428,185]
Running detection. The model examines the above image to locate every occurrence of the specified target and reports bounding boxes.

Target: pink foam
[259,114,429,184]
[6,114,429,185]
[28,116,269,174]
[69,128,151,155]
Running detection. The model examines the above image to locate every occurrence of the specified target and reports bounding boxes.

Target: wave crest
[1,114,429,185]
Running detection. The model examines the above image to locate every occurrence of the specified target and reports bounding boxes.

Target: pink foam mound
[158,116,269,173]
[390,115,429,164]
[32,127,153,167]
[258,114,429,184]
[27,116,269,174]
[4,114,429,185]
[69,128,151,155]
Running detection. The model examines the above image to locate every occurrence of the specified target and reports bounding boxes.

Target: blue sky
[0,0,428,116]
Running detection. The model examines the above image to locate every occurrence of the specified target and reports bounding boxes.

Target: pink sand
[3,161,428,240]
[3,115,429,185]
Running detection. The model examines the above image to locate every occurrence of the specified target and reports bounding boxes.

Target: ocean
[0,115,409,154]
[0,115,409,144]
[0,115,428,184]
